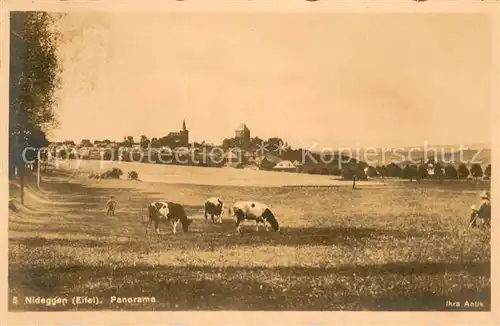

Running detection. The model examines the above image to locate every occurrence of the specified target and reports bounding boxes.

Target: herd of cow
[120,197,282,236]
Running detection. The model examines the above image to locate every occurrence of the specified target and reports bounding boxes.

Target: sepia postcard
[1,0,499,325]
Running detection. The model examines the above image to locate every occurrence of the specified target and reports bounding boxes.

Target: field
[8,162,491,311]
[51,159,387,187]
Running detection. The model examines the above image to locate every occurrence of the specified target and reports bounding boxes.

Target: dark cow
[204,197,225,224]
[229,201,280,235]
[146,201,193,235]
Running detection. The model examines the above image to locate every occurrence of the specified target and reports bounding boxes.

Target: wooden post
[20,161,24,205]
[18,133,24,205]
[37,155,41,188]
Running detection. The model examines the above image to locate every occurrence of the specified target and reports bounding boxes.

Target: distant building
[258,154,281,170]
[235,123,250,149]
[273,160,298,173]
[80,139,92,147]
[167,119,189,147]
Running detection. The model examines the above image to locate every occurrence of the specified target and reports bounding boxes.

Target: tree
[150,137,162,148]
[402,165,418,181]
[376,165,388,178]
[121,136,134,147]
[266,137,287,156]
[366,166,378,178]
[80,139,92,147]
[444,165,458,179]
[222,137,240,150]
[342,164,366,181]
[281,148,303,162]
[62,140,75,146]
[357,167,368,181]
[458,164,470,179]
[20,126,50,168]
[9,12,63,204]
[249,137,265,151]
[417,164,428,180]
[357,161,369,171]
[140,135,150,149]
[470,163,483,179]
[485,164,491,180]
[386,163,402,178]
[159,136,176,149]
[433,162,444,181]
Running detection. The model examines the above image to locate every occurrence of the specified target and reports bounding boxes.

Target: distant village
[49,120,314,173]
[48,120,492,181]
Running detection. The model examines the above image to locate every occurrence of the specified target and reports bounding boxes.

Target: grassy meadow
[8,163,491,311]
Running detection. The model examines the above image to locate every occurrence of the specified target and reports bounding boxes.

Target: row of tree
[9,12,63,204]
[345,161,491,181]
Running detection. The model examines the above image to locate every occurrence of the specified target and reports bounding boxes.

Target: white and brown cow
[146,201,193,235]
[229,201,280,234]
[204,197,225,224]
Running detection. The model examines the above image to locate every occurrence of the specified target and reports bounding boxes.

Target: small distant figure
[105,196,117,217]
[352,174,357,189]
[469,191,490,228]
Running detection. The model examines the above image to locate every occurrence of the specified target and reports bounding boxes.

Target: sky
[50,12,493,149]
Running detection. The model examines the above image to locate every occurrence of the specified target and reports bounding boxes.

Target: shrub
[110,168,123,179]
[128,171,139,180]
[99,168,123,179]
[88,172,101,179]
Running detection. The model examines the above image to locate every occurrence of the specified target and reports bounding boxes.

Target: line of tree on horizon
[346,160,491,182]
[50,134,492,183]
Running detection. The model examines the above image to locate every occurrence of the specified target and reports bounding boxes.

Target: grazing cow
[105,196,117,217]
[146,201,193,235]
[204,197,225,224]
[229,201,280,234]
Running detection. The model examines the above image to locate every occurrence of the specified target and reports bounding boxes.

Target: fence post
[37,157,41,188]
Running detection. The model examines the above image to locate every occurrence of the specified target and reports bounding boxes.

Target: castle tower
[235,123,250,149]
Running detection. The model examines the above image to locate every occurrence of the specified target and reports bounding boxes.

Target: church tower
[180,119,189,146]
